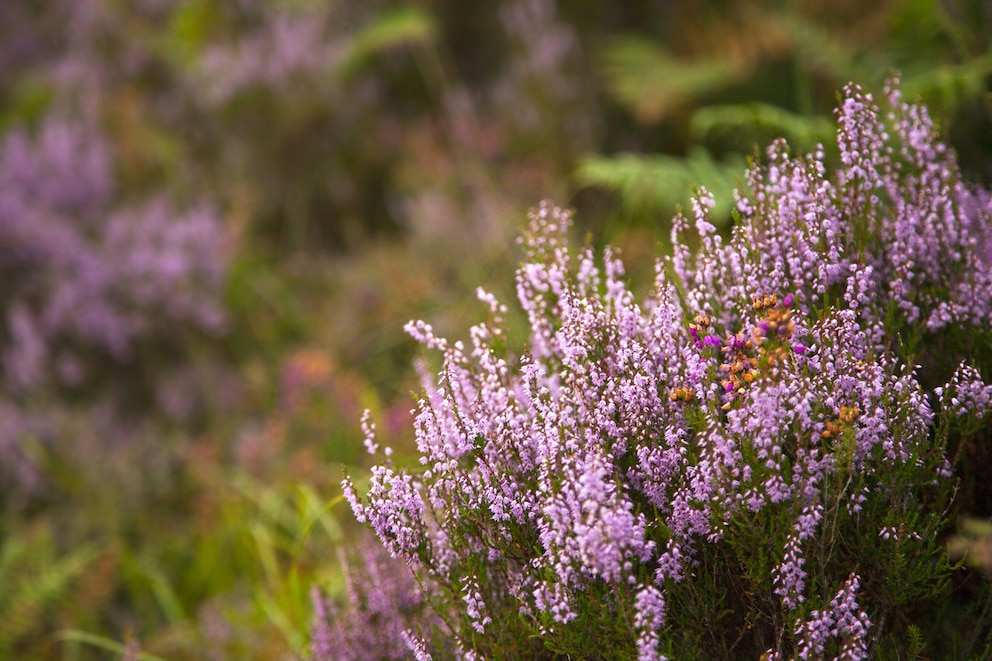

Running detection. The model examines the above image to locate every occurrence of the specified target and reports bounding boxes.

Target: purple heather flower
[462,575,492,634]
[493,0,594,154]
[793,574,871,660]
[361,409,380,455]
[0,116,230,491]
[310,540,431,661]
[402,631,434,661]
[196,4,346,105]
[634,583,668,661]
[339,80,990,658]
[0,119,226,387]
[935,362,992,419]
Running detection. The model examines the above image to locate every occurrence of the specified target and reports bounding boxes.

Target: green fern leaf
[778,12,884,86]
[576,147,745,222]
[691,103,835,153]
[902,53,992,120]
[343,7,437,76]
[601,37,746,123]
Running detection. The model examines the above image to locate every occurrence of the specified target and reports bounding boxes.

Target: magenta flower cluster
[335,81,992,659]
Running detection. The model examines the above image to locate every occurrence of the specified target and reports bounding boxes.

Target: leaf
[963,517,992,537]
[165,0,221,68]
[778,11,883,86]
[0,538,97,655]
[576,147,746,222]
[601,37,748,123]
[0,81,54,133]
[901,52,992,120]
[888,0,963,62]
[691,103,835,153]
[343,7,436,76]
[295,484,345,549]
[906,623,927,660]
[126,557,187,625]
[57,630,169,661]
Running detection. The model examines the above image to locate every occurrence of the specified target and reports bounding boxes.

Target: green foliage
[0,528,97,659]
[164,0,222,68]
[601,36,745,124]
[590,0,992,227]
[109,468,349,659]
[343,6,437,77]
[907,623,927,660]
[902,52,992,121]
[948,517,992,573]
[58,631,167,661]
[220,475,346,653]
[576,147,746,221]
[225,252,309,365]
[690,103,834,154]
[0,81,53,133]
[2,1,991,658]
[773,9,881,86]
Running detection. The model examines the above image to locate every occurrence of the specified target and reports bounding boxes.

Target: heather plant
[6,2,992,659]
[310,534,438,661]
[0,118,226,390]
[0,117,228,495]
[489,0,597,173]
[337,81,992,659]
[189,0,439,252]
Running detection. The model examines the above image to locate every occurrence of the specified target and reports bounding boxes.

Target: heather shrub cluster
[0,119,226,389]
[3,1,991,658]
[0,117,228,496]
[330,82,992,659]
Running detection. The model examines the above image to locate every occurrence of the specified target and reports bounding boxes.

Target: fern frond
[601,37,747,123]
[576,147,745,222]
[778,11,885,86]
[676,8,792,65]
[902,53,992,120]
[691,102,834,153]
[343,7,436,76]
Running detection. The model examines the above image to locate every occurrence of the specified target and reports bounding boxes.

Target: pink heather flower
[361,409,380,455]
[0,116,231,491]
[634,584,668,661]
[774,536,808,610]
[794,574,872,661]
[310,540,430,661]
[402,631,434,661]
[831,575,873,661]
[935,362,992,419]
[354,466,426,560]
[462,575,492,634]
[338,80,986,658]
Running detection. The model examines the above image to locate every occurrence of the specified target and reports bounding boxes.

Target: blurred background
[1,0,991,658]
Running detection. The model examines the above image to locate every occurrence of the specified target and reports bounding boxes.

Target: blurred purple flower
[311,541,432,661]
[0,118,226,392]
[0,117,229,493]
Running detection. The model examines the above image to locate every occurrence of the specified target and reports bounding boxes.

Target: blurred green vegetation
[580,0,992,226]
[0,0,990,658]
